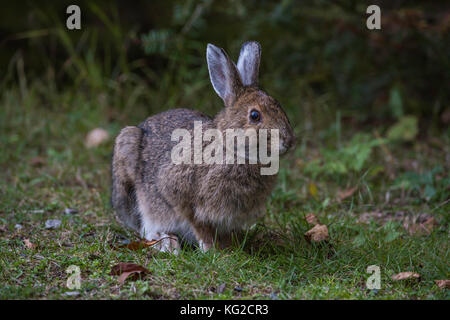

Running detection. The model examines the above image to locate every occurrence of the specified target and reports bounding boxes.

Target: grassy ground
[0,81,448,300]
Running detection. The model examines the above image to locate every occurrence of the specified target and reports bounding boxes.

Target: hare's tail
[111,126,143,232]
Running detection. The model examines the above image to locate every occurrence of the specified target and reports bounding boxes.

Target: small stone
[217,283,226,294]
[64,291,80,297]
[269,292,279,300]
[64,208,79,215]
[85,128,109,148]
[435,280,450,289]
[15,224,23,230]
[233,286,243,292]
[45,219,62,229]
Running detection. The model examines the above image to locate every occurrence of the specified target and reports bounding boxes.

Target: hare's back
[137,109,212,175]
[138,108,212,135]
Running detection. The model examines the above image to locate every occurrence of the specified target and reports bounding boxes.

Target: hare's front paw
[148,233,180,255]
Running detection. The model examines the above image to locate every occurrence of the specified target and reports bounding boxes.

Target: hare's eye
[249,109,261,122]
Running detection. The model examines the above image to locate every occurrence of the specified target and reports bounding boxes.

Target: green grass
[0,82,448,300]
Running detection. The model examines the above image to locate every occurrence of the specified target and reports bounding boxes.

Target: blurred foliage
[303,133,385,178]
[393,166,449,202]
[387,115,418,142]
[0,0,449,128]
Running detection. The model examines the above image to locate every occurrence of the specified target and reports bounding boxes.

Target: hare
[111,41,295,253]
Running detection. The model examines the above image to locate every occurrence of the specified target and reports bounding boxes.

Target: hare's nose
[289,134,297,150]
[279,138,292,154]
[282,132,296,153]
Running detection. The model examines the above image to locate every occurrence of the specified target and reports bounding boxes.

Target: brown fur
[111,42,295,252]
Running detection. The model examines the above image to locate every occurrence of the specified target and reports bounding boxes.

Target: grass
[0,77,449,300]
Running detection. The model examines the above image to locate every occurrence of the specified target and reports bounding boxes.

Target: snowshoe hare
[112,41,295,253]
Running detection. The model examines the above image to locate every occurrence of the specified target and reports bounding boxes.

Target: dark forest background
[1,0,449,129]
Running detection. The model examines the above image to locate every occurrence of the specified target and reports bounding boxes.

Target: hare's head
[207,41,295,155]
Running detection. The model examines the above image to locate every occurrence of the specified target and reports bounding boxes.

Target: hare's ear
[236,41,261,87]
[207,44,243,107]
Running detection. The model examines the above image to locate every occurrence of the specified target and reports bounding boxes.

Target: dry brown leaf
[85,128,109,148]
[110,262,150,284]
[308,183,318,199]
[304,224,329,242]
[391,272,421,281]
[296,159,304,170]
[119,239,160,251]
[434,280,450,289]
[0,225,7,233]
[337,187,358,202]
[24,239,36,249]
[30,156,46,167]
[305,213,320,225]
[405,217,437,236]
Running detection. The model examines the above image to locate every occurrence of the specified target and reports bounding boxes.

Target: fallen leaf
[405,217,437,236]
[391,272,421,281]
[309,183,318,199]
[305,213,320,225]
[110,262,150,284]
[118,239,160,251]
[85,128,109,148]
[24,239,36,249]
[30,156,46,167]
[304,224,329,242]
[0,225,7,233]
[337,186,358,202]
[421,216,436,232]
[434,280,450,289]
